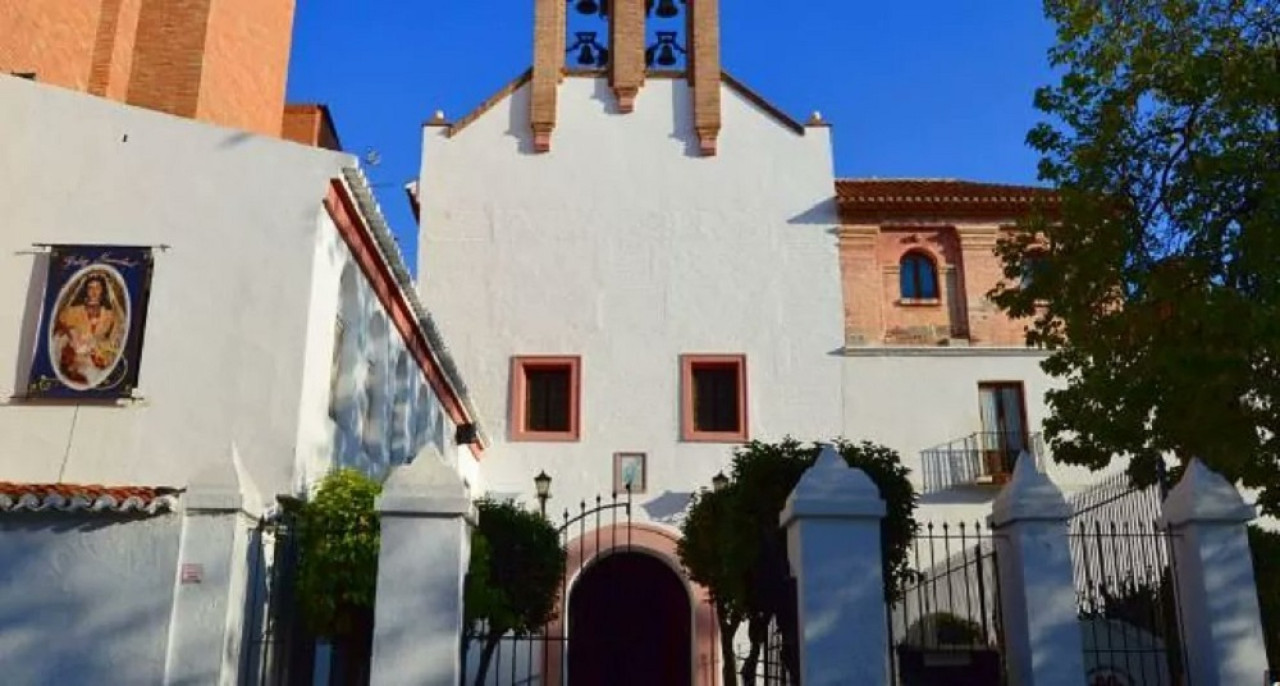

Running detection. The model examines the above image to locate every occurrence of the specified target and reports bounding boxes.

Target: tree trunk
[718,616,740,686]
[741,617,768,686]
[472,634,502,686]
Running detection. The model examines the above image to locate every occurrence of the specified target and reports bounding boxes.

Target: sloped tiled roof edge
[719,71,806,135]
[441,68,806,138]
[339,168,490,448]
[0,483,181,516]
[836,178,1057,201]
[446,69,534,138]
[835,178,1060,220]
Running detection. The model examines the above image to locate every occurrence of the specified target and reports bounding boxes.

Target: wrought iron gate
[461,492,632,686]
[1069,468,1190,686]
[887,521,1008,686]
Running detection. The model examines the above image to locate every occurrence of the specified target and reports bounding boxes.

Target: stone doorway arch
[544,523,719,686]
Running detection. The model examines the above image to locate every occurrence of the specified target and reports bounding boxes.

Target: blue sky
[287,2,1058,273]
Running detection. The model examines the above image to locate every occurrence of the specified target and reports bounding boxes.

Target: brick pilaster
[688,0,721,156]
[609,0,645,113]
[957,226,1002,344]
[88,0,144,100]
[530,0,565,153]
[839,226,882,346]
[127,0,213,121]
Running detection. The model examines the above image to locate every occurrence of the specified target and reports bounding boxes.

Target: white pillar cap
[377,448,476,522]
[780,443,886,527]
[1161,458,1256,527]
[989,451,1070,527]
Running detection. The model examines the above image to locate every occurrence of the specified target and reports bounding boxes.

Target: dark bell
[577,43,597,66]
[655,0,679,18]
[575,0,599,15]
[657,43,677,67]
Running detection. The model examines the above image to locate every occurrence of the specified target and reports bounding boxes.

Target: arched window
[900,252,939,300]
[1021,249,1048,286]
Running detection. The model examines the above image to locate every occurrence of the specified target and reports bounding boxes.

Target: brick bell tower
[0,0,298,139]
[529,0,722,155]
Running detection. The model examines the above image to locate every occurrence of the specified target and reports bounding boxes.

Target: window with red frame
[681,355,748,442]
[510,357,580,441]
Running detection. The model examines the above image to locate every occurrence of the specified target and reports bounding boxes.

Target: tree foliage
[678,438,919,685]
[294,469,382,640]
[464,499,564,686]
[992,0,1280,512]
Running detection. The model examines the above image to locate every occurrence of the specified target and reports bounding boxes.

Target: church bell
[655,0,679,19]
[575,0,599,15]
[656,42,677,67]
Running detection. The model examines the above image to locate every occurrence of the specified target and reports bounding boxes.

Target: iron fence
[460,492,632,686]
[734,589,799,686]
[1068,468,1189,686]
[887,521,1007,686]
[242,510,320,686]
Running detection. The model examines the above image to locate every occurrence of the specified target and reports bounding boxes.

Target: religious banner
[26,245,155,399]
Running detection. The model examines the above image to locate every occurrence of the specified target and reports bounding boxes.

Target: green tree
[464,499,564,686]
[679,486,748,686]
[992,0,1280,512]
[293,469,382,680]
[678,438,919,685]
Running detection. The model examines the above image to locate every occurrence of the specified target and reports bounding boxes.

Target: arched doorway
[568,552,692,686]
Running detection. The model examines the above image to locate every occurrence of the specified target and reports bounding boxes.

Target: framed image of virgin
[613,452,647,495]
[26,245,155,399]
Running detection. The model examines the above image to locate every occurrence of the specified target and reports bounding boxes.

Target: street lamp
[711,472,729,492]
[534,470,552,517]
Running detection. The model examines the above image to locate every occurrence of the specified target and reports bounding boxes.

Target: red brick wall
[840,222,1029,347]
[0,0,103,90]
[126,0,294,137]
[3,0,296,138]
[126,0,212,120]
[88,0,143,100]
[956,225,1030,345]
[198,0,293,137]
[282,104,342,151]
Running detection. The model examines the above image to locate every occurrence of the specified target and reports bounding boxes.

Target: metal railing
[1068,469,1189,686]
[888,521,1007,686]
[921,432,1045,494]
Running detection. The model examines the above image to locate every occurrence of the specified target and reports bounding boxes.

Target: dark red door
[567,552,692,686]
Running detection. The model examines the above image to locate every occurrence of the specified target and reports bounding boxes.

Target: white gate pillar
[164,454,263,686]
[988,455,1087,686]
[370,454,476,686]
[1161,459,1269,686]
[780,444,889,686]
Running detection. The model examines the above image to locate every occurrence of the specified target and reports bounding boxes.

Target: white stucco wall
[0,75,467,503]
[0,514,182,684]
[418,76,844,520]
[293,210,460,491]
[0,76,347,501]
[843,348,1119,521]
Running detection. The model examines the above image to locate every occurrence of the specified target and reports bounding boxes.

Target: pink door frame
[542,522,720,686]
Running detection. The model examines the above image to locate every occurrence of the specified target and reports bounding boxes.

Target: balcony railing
[921,431,1045,494]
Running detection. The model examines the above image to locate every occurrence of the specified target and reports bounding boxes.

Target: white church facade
[0,0,1139,683]
[415,0,1105,531]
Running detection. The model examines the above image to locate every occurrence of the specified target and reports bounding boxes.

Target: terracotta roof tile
[836,178,1058,203]
[835,178,1060,221]
[0,483,181,515]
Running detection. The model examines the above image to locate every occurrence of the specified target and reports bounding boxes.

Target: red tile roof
[835,178,1059,221]
[0,483,181,515]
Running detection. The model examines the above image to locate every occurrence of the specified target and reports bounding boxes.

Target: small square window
[681,354,748,442]
[510,356,580,441]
